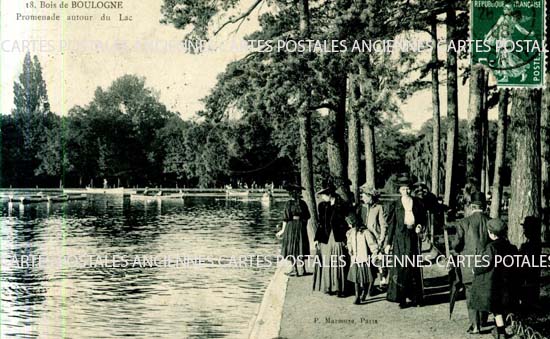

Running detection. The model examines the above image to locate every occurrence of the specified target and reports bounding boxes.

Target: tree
[360,62,377,190]
[466,64,486,186]
[0,115,21,187]
[183,121,234,187]
[376,122,416,188]
[160,0,451,201]
[159,116,189,182]
[430,17,442,196]
[508,89,542,247]
[66,75,172,186]
[11,53,51,186]
[354,52,407,190]
[348,75,361,203]
[407,118,474,194]
[443,5,459,209]
[13,53,48,118]
[162,0,404,224]
[35,116,73,184]
[490,89,509,218]
[296,0,320,231]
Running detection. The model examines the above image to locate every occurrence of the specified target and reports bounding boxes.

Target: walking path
[250,262,493,339]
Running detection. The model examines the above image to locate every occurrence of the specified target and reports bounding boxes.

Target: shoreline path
[250,260,488,339]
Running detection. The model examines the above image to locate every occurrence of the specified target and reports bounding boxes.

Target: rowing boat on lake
[225,189,250,198]
[84,187,126,194]
[130,192,184,201]
[46,194,87,202]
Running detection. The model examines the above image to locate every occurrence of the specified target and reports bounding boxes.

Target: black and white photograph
[1,0,549,338]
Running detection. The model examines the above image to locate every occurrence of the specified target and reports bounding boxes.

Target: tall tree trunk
[466,64,485,188]
[444,6,459,209]
[300,112,318,226]
[508,89,542,248]
[490,89,509,218]
[298,0,318,237]
[542,72,550,242]
[327,76,351,202]
[348,76,361,204]
[481,129,491,194]
[430,18,441,197]
[326,111,346,181]
[357,61,376,189]
[363,122,376,189]
[481,72,490,194]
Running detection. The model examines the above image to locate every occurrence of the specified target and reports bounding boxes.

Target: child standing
[346,213,379,304]
[470,218,518,339]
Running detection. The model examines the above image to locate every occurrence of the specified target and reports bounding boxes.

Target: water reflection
[1,196,283,338]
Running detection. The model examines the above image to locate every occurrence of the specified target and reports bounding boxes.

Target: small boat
[46,194,86,203]
[85,187,125,194]
[130,192,184,201]
[225,189,250,198]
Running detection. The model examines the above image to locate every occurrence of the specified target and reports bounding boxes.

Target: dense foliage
[2,52,510,190]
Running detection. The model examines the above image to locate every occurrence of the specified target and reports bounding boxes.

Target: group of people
[277,174,427,307]
[447,189,541,338]
[276,174,541,339]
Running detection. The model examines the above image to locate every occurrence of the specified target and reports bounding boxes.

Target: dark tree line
[1,53,292,188]
[2,53,432,190]
[2,53,416,189]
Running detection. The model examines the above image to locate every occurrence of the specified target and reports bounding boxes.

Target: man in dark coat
[446,191,489,334]
[384,174,426,308]
[470,218,518,339]
[413,182,444,232]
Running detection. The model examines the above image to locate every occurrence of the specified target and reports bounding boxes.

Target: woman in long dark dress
[312,183,349,297]
[384,174,425,308]
[276,183,311,276]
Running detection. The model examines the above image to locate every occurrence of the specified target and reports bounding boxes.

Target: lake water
[0,196,283,338]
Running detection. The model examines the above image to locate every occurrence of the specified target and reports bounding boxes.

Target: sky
[1,0,493,131]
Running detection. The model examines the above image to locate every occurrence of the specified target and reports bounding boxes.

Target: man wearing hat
[470,218,519,339]
[358,183,388,288]
[384,174,426,308]
[446,191,490,334]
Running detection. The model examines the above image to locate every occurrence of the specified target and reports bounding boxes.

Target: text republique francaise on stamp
[472,0,546,88]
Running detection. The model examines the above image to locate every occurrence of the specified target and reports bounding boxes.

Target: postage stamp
[471,0,546,88]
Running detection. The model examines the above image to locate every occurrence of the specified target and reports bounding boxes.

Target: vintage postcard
[1,1,549,338]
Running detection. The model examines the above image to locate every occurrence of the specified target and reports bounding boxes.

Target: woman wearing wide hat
[384,173,426,308]
[312,181,349,297]
[277,183,311,276]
